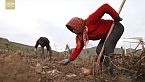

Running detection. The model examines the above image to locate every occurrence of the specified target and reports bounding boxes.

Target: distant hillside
[0,37,9,49]
[65,46,143,60]
[0,37,33,52]
[0,37,142,58]
[0,37,60,55]
[65,47,122,59]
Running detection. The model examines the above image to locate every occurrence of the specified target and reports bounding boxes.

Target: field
[0,37,145,82]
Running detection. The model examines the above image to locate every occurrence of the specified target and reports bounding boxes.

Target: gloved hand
[64,58,71,65]
[59,58,71,65]
[114,16,123,23]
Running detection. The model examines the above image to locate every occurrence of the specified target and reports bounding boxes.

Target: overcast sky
[0,0,145,51]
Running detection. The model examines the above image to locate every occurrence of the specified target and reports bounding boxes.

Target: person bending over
[35,37,52,60]
[60,3,124,75]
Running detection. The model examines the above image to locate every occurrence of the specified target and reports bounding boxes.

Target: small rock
[66,73,77,78]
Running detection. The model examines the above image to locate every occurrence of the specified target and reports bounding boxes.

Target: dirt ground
[0,49,145,82]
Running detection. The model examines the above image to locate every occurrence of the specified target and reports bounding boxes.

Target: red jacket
[70,4,119,61]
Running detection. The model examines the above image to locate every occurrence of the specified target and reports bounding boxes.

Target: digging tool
[96,0,126,69]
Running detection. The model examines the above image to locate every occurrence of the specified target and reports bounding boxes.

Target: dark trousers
[96,23,124,74]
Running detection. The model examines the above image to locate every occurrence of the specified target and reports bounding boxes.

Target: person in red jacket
[60,3,124,75]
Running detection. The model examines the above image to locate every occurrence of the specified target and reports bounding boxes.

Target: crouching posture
[35,37,52,60]
[60,3,124,75]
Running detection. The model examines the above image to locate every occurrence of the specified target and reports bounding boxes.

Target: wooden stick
[96,0,126,68]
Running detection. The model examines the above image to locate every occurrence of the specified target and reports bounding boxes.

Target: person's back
[36,37,50,47]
